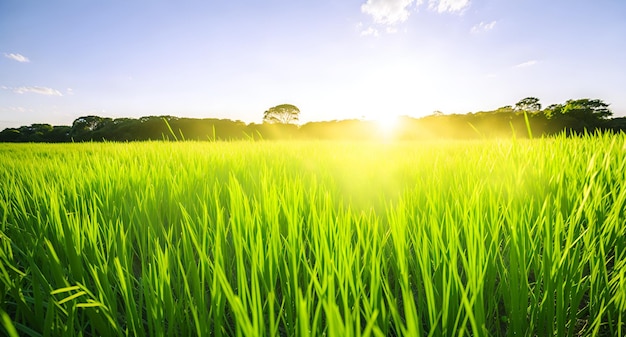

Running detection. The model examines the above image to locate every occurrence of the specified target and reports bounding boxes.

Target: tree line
[1,98,625,143]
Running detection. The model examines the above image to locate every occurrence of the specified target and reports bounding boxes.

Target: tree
[263,104,300,124]
[0,128,20,142]
[542,99,612,133]
[515,97,541,112]
[543,103,564,119]
[71,116,112,140]
[562,98,612,120]
[47,126,71,142]
[496,105,514,112]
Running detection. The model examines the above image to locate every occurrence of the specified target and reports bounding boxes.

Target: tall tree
[515,97,542,112]
[263,104,300,124]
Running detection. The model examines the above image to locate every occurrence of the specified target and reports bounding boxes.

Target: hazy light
[374,114,400,137]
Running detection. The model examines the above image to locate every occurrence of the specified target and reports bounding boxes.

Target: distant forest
[2,97,625,142]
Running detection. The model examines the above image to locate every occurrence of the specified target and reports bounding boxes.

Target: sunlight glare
[374,114,400,137]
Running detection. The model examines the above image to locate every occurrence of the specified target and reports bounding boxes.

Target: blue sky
[1,0,625,129]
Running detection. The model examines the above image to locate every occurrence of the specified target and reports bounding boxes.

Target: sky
[1,0,626,129]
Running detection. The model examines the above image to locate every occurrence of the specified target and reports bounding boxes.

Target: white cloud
[360,0,469,32]
[12,86,63,96]
[428,0,471,13]
[11,107,29,113]
[514,60,538,68]
[360,26,380,37]
[0,106,29,113]
[361,0,422,25]
[471,20,497,33]
[386,26,399,34]
[4,53,30,63]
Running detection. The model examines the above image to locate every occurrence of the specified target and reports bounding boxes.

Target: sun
[373,114,400,137]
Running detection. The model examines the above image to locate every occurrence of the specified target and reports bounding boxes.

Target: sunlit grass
[0,134,625,336]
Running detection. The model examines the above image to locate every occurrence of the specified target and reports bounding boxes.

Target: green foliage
[544,103,565,119]
[0,97,622,143]
[515,97,542,112]
[0,136,625,336]
[541,99,613,133]
[0,124,70,143]
[563,98,612,120]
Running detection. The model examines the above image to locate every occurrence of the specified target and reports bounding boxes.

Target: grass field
[1,134,625,336]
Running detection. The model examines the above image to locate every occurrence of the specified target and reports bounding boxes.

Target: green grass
[0,134,625,336]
